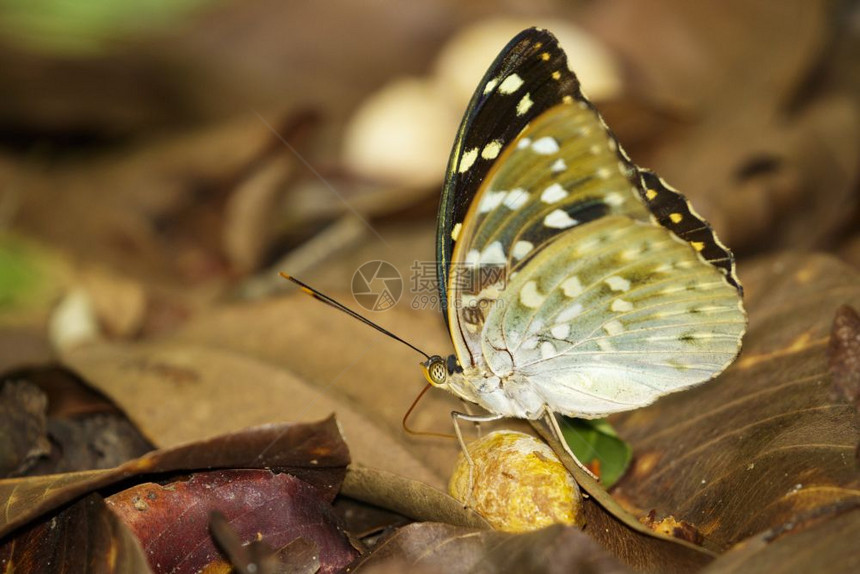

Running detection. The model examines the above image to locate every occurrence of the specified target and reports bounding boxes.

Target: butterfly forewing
[437,28,580,318]
[447,101,654,367]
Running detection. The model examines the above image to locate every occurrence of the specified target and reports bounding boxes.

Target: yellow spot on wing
[669,213,683,223]
[691,241,705,252]
[551,70,561,80]
[451,222,462,241]
[541,52,550,61]
[646,189,658,201]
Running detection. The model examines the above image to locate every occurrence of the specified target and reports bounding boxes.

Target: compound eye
[421,356,448,386]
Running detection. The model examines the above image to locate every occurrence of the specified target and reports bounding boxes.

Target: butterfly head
[420,355,449,388]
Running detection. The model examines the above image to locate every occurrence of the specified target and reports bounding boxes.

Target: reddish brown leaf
[107,470,357,574]
[0,416,348,539]
[0,494,151,574]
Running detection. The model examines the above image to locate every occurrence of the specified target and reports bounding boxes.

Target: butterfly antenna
[280,272,432,360]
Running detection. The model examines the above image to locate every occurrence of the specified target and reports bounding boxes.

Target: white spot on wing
[465,249,480,265]
[544,209,578,229]
[603,320,624,336]
[512,240,533,260]
[551,324,570,339]
[517,138,532,150]
[481,140,502,160]
[483,78,499,94]
[478,191,507,213]
[597,339,614,352]
[611,299,634,312]
[560,276,583,297]
[503,189,529,209]
[480,241,506,265]
[516,93,533,116]
[520,281,545,309]
[458,148,478,173]
[604,192,624,206]
[556,303,583,322]
[605,276,631,292]
[499,74,524,94]
[551,158,567,173]
[541,183,568,204]
[540,341,556,360]
[531,137,560,154]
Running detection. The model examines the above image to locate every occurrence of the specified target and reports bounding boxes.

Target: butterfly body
[422,28,746,422]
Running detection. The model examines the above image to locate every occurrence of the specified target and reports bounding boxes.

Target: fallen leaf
[612,252,860,550]
[0,493,152,574]
[351,522,632,574]
[341,464,488,530]
[210,511,322,574]
[0,380,50,477]
[828,305,860,410]
[586,0,828,114]
[107,470,357,574]
[0,416,348,538]
[59,336,444,488]
[700,504,860,573]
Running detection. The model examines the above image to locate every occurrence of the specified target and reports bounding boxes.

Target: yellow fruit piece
[448,430,584,532]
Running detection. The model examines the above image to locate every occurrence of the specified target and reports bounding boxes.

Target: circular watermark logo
[352,260,403,311]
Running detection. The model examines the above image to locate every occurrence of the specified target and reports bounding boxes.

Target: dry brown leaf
[341,464,488,530]
[352,522,632,574]
[0,381,50,477]
[612,252,860,550]
[829,305,860,411]
[59,336,445,488]
[11,111,293,286]
[586,0,828,114]
[700,504,860,573]
[0,417,348,538]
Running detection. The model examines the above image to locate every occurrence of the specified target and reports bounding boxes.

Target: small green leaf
[559,417,632,488]
[0,232,68,322]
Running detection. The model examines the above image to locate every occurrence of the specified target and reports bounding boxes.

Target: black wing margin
[435,27,580,319]
[637,170,742,294]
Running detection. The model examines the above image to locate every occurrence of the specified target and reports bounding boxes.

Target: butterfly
[284,27,746,476]
[417,27,747,448]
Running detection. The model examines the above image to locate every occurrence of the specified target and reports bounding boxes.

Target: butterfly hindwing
[481,215,746,418]
[437,27,580,318]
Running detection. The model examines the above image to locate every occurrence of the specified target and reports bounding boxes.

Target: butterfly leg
[543,411,599,480]
[458,399,486,437]
[451,410,504,506]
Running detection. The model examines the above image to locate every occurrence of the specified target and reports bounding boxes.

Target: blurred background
[0,0,858,445]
